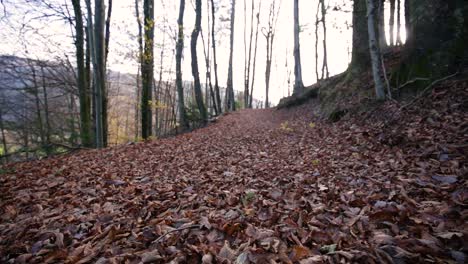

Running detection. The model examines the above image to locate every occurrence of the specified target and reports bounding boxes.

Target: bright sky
[0,0,404,105]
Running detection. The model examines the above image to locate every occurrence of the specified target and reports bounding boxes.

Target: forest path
[1,86,467,263]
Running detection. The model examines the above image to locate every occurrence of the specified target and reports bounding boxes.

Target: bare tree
[395,0,402,45]
[262,0,281,107]
[176,0,189,131]
[293,0,304,94]
[243,0,254,108]
[210,0,222,114]
[141,0,154,139]
[389,0,395,46]
[248,1,261,108]
[71,0,92,147]
[320,0,329,79]
[367,0,385,100]
[377,0,386,49]
[191,0,207,123]
[225,0,236,111]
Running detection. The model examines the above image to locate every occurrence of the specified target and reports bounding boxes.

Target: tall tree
[243,0,255,108]
[141,0,154,139]
[293,0,304,94]
[389,0,395,46]
[320,0,329,79]
[367,0,386,100]
[347,0,370,78]
[176,0,189,131]
[71,0,92,147]
[399,0,467,80]
[191,0,207,123]
[377,0,387,49]
[102,0,112,146]
[210,0,222,114]
[249,2,261,108]
[395,0,402,45]
[263,0,280,107]
[225,0,236,111]
[85,0,106,148]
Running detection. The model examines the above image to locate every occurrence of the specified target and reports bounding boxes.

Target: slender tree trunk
[293,0,304,94]
[226,0,236,112]
[71,0,92,147]
[367,0,386,100]
[389,0,395,46]
[315,1,320,81]
[404,0,411,46]
[29,63,45,148]
[378,0,386,49]
[395,0,402,45]
[200,1,217,116]
[176,0,189,131]
[40,65,51,153]
[249,2,261,108]
[85,0,105,148]
[243,0,255,108]
[104,0,112,65]
[135,68,140,140]
[191,0,207,123]
[0,108,7,162]
[141,0,154,139]
[320,0,329,79]
[210,0,222,114]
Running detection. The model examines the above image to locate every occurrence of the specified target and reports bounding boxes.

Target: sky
[0,0,404,105]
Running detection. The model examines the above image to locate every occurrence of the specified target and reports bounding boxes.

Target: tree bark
[378,0,387,49]
[293,0,304,94]
[141,0,154,139]
[249,2,261,108]
[0,106,8,162]
[226,0,236,112]
[347,0,370,78]
[210,0,222,114]
[71,0,93,147]
[176,0,189,131]
[389,0,395,46]
[243,0,255,108]
[191,0,207,123]
[367,0,386,100]
[320,0,329,79]
[396,0,402,45]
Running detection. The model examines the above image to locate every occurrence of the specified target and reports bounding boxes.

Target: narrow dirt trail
[1,83,467,263]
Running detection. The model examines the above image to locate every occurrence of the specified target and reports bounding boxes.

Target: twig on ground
[400,72,458,110]
[152,224,201,244]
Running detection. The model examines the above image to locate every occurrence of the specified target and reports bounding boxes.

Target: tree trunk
[404,0,411,46]
[85,0,105,148]
[320,0,329,79]
[347,0,370,78]
[397,0,468,82]
[40,65,51,154]
[104,0,112,65]
[71,0,92,147]
[226,0,236,112]
[0,106,8,162]
[249,2,261,108]
[210,0,222,114]
[367,0,386,100]
[315,1,320,81]
[243,0,255,108]
[191,0,208,123]
[378,0,387,49]
[395,0,402,45]
[141,0,154,139]
[389,0,395,46]
[293,0,304,94]
[176,0,189,131]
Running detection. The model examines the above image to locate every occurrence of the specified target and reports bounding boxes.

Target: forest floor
[0,78,467,263]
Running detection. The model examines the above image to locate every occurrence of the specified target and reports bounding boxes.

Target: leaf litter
[1,80,467,263]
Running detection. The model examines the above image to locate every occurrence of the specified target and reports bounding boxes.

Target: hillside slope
[0,78,467,263]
